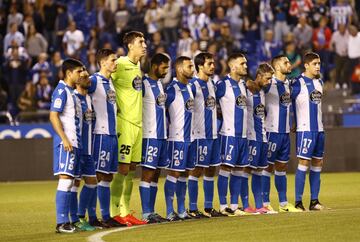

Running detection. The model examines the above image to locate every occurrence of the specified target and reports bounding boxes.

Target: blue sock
[88,186,98,222]
[164,175,177,216]
[275,170,287,205]
[203,176,214,209]
[69,186,79,223]
[309,166,322,200]
[139,181,151,217]
[230,172,241,210]
[188,176,198,211]
[56,190,70,224]
[78,184,96,217]
[176,177,187,214]
[261,170,271,205]
[295,165,308,202]
[251,172,263,209]
[98,181,111,221]
[149,182,158,213]
[217,169,230,208]
[240,174,249,209]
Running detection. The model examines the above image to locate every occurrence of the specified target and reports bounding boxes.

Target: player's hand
[63,138,73,152]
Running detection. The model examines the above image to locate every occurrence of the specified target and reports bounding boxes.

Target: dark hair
[175,56,192,70]
[256,63,274,78]
[227,52,245,65]
[194,52,213,72]
[62,58,84,76]
[96,48,115,66]
[303,52,320,64]
[151,53,170,66]
[271,54,287,68]
[123,31,144,49]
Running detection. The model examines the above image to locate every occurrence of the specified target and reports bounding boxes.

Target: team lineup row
[49,31,325,234]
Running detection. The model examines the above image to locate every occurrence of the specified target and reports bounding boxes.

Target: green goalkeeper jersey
[111,56,143,127]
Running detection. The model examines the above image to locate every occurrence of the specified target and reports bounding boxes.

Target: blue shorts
[296,131,325,160]
[166,141,193,171]
[53,144,80,178]
[266,132,290,164]
[141,138,168,170]
[220,135,249,167]
[190,139,220,168]
[248,140,268,169]
[79,154,96,177]
[93,134,118,174]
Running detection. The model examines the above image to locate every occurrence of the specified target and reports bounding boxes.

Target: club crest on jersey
[205,96,216,110]
[254,104,265,118]
[185,98,194,112]
[107,89,116,104]
[132,75,142,91]
[156,93,167,106]
[84,109,95,124]
[235,95,247,108]
[310,90,322,104]
[280,92,291,106]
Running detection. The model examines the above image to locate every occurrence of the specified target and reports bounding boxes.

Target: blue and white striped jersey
[51,80,81,148]
[247,89,266,142]
[165,78,194,142]
[189,77,217,140]
[291,74,324,132]
[88,73,117,136]
[216,75,247,138]
[75,91,94,155]
[264,77,291,133]
[142,76,167,139]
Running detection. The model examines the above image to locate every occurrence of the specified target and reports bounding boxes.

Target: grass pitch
[1,173,359,242]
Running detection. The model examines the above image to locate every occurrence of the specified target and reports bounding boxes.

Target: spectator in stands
[312,16,332,81]
[62,20,84,59]
[42,0,58,51]
[24,3,43,34]
[97,0,116,49]
[257,29,282,62]
[243,0,260,41]
[35,72,52,110]
[259,0,274,41]
[127,0,147,35]
[6,4,23,33]
[226,0,243,40]
[190,40,201,59]
[162,0,181,45]
[271,0,290,42]
[216,22,236,58]
[211,6,230,38]
[345,25,360,93]
[177,28,193,57]
[17,81,36,112]
[3,22,25,53]
[114,0,130,46]
[148,31,166,57]
[208,41,227,76]
[330,0,353,30]
[87,27,99,54]
[19,14,34,38]
[289,0,313,22]
[116,47,126,57]
[54,4,72,51]
[25,24,48,65]
[49,51,63,86]
[311,0,330,28]
[330,23,349,89]
[284,41,302,78]
[144,0,164,37]
[188,4,211,40]
[351,62,360,94]
[86,50,97,75]
[181,0,193,28]
[199,27,211,51]
[31,53,50,84]
[293,15,313,53]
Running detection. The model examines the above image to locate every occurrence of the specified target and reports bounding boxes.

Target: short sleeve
[165,85,175,107]
[50,87,67,112]
[290,78,301,99]
[215,80,226,101]
[88,75,97,94]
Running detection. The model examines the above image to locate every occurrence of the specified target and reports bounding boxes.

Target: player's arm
[165,85,175,108]
[290,78,300,132]
[88,75,97,94]
[215,80,226,120]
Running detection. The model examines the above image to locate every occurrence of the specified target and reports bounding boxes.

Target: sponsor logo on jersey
[254,104,265,118]
[132,75,142,91]
[236,95,247,108]
[185,98,194,112]
[205,96,216,110]
[280,92,291,106]
[156,93,167,106]
[53,98,62,109]
[107,89,116,104]
[310,90,322,104]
